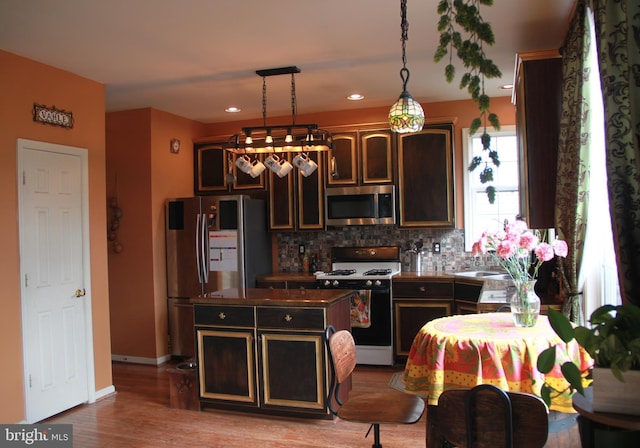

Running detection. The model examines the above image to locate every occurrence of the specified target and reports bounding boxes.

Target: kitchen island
[192,288,351,419]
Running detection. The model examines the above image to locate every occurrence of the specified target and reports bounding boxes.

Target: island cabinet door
[196,327,258,407]
[258,330,327,415]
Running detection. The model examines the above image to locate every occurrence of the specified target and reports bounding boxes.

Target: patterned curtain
[592,0,640,306]
[555,0,590,322]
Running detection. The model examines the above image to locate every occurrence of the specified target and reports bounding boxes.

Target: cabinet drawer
[393,280,453,298]
[194,305,254,327]
[257,307,325,330]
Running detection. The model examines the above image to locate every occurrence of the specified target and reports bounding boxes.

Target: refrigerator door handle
[195,214,204,284]
[201,213,209,283]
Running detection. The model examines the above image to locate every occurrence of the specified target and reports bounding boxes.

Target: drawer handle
[284,314,293,322]
[419,286,426,292]
[218,312,226,320]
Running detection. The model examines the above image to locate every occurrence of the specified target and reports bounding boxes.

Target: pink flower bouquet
[472,220,568,283]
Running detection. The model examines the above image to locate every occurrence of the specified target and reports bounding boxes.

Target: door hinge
[29,374,32,388]
[25,274,28,288]
[23,171,26,185]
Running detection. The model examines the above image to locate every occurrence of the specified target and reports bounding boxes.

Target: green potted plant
[538,304,640,415]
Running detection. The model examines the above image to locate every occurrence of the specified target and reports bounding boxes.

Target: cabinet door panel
[515,52,562,229]
[260,332,325,410]
[394,301,451,357]
[268,153,295,230]
[197,328,257,405]
[232,154,266,190]
[361,130,393,184]
[398,125,455,227]
[297,152,324,229]
[327,133,358,186]
[194,143,228,194]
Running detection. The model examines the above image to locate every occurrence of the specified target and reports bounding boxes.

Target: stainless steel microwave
[325,185,396,226]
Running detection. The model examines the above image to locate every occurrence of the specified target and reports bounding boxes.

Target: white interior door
[18,139,94,423]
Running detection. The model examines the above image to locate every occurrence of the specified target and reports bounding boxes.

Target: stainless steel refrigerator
[165,194,272,357]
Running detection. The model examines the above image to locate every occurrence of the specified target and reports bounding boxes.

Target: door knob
[74,288,86,297]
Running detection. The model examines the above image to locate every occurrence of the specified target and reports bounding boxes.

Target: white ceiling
[0,0,575,124]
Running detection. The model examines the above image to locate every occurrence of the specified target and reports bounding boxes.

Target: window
[463,126,519,251]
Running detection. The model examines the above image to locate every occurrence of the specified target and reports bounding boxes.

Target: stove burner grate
[363,268,393,276]
[325,269,357,276]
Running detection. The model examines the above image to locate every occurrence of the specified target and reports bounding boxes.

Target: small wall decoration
[33,103,74,128]
[170,138,180,153]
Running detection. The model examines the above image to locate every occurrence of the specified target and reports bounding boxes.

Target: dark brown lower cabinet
[392,278,454,360]
[197,327,256,405]
[394,300,452,359]
[195,297,349,418]
[453,279,483,314]
[260,332,325,411]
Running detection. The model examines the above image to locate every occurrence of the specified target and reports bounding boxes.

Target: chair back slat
[438,386,549,448]
[328,329,357,385]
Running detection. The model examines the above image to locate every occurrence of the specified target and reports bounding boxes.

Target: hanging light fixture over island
[223,66,333,155]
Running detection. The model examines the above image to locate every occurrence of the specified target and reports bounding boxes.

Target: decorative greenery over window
[434,0,502,203]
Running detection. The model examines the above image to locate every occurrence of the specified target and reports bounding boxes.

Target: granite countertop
[191,288,352,307]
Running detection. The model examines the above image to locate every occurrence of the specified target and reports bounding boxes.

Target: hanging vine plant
[434,0,502,203]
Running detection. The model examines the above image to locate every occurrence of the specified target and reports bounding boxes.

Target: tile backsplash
[276,226,500,273]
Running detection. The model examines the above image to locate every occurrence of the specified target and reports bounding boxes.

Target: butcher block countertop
[191,288,352,307]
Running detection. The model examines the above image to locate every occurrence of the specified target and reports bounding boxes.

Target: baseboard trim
[111,354,171,365]
[95,385,116,401]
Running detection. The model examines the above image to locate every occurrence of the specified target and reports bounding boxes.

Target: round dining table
[403,312,592,413]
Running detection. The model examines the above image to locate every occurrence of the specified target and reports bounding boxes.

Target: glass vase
[509,280,541,327]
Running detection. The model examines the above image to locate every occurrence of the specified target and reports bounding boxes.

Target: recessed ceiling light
[499,84,513,90]
[346,94,365,101]
[225,106,241,113]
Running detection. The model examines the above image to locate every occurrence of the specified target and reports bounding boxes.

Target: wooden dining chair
[325,325,425,448]
[436,384,549,448]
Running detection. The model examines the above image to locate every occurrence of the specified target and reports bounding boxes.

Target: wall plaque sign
[33,103,74,128]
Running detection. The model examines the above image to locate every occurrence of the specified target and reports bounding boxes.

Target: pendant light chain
[290,73,297,126]
[262,76,267,127]
[401,0,408,70]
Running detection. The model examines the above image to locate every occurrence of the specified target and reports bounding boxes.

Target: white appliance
[316,246,401,366]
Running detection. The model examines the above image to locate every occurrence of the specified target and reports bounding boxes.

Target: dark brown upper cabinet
[327,132,358,186]
[231,153,266,191]
[514,49,562,230]
[326,129,393,186]
[297,151,324,230]
[194,142,266,195]
[267,151,324,231]
[267,153,295,230]
[194,141,228,194]
[397,123,455,228]
[360,130,394,184]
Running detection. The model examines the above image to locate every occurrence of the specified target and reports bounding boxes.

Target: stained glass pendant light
[388,0,424,133]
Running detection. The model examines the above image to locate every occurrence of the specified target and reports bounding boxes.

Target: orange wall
[202,96,516,226]
[0,49,112,423]
[106,108,205,359]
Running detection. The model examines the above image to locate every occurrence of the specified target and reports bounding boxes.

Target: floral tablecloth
[403,313,592,413]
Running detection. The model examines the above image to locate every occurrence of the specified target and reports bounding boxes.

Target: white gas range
[315,246,401,366]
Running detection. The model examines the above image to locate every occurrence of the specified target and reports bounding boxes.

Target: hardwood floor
[43,361,581,447]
